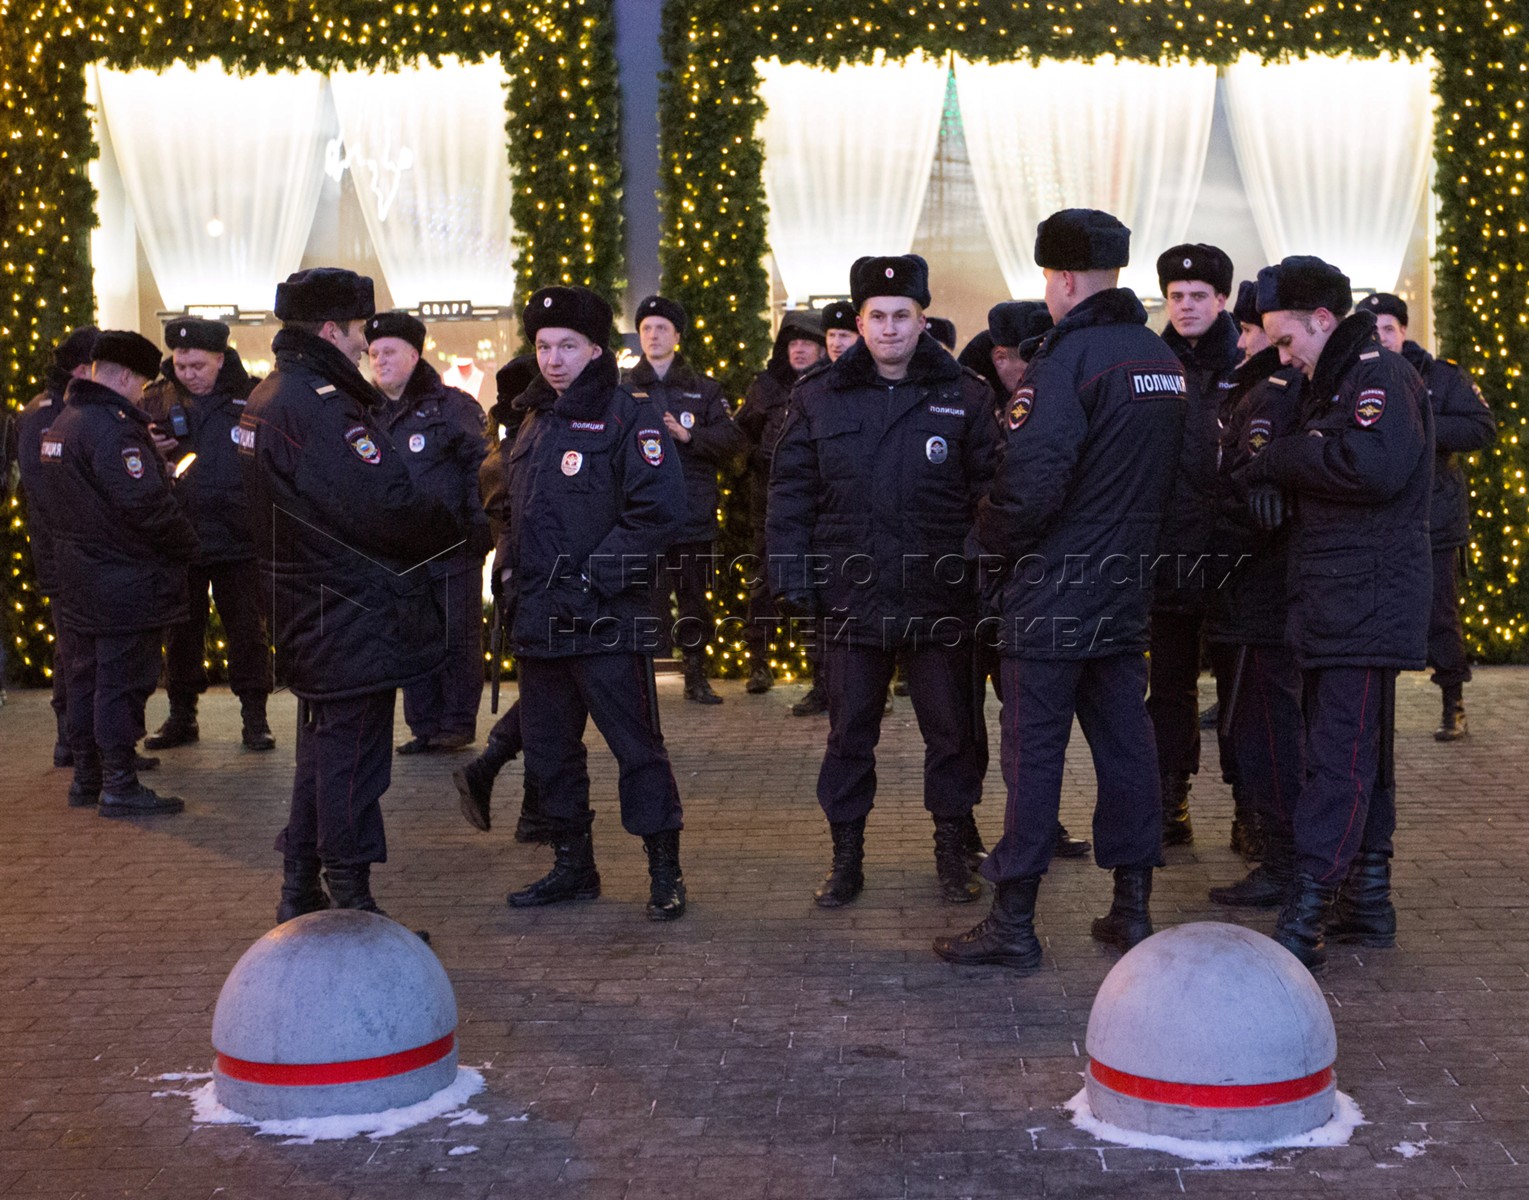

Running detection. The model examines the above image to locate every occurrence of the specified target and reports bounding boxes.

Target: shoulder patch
[40,437,63,461]
[121,447,145,479]
[637,427,664,467]
[1246,417,1272,454]
[1354,388,1387,427]
[1007,387,1034,431]
[343,423,382,464]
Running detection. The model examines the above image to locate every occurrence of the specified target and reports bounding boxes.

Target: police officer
[29,331,200,816]
[926,317,958,352]
[1149,244,1241,848]
[1357,293,1496,741]
[1236,257,1432,968]
[768,254,998,908]
[935,209,1186,968]
[735,311,825,693]
[1205,280,1306,907]
[140,317,274,752]
[365,310,492,755]
[500,286,690,921]
[625,294,747,705]
[239,268,462,922]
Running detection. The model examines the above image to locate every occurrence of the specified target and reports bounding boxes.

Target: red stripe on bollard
[216,1031,456,1087]
[1087,1060,1334,1109]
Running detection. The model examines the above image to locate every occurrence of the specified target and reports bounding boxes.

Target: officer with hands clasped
[1236,257,1433,969]
[499,286,691,922]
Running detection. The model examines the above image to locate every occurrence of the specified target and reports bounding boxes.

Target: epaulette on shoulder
[314,383,337,396]
[797,359,832,386]
[1269,375,1291,389]
[1359,350,1380,361]
[1443,356,1462,368]
[959,363,991,388]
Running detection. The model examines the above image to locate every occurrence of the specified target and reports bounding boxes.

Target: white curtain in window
[756,54,948,304]
[1224,52,1435,291]
[954,56,1217,299]
[329,56,517,308]
[85,67,139,330]
[94,62,327,311]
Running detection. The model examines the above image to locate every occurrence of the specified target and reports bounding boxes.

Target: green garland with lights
[660,0,1528,669]
[0,0,624,685]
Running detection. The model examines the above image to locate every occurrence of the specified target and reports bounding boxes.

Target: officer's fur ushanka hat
[93,330,164,380]
[53,326,100,372]
[926,317,957,350]
[1357,292,1409,327]
[820,299,858,334]
[1156,243,1234,296]
[365,311,427,353]
[635,294,687,335]
[1255,256,1352,317]
[1231,280,1261,328]
[1033,209,1131,272]
[850,254,932,310]
[274,268,376,324]
[164,317,229,355]
[523,285,613,346]
[987,300,1052,349]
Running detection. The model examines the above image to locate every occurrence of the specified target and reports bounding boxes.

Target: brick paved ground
[1,667,1527,1198]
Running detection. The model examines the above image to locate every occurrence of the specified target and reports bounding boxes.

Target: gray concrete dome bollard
[1084,922,1336,1142]
[212,910,458,1120]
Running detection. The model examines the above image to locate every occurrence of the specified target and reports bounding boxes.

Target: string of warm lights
[659,0,1527,671]
[0,0,623,685]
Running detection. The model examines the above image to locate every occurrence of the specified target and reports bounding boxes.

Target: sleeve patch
[1007,388,1034,430]
[121,447,145,479]
[343,424,382,464]
[1354,388,1386,427]
[1247,418,1272,453]
[637,428,664,467]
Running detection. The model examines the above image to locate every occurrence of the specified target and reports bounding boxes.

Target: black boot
[276,857,329,923]
[745,662,773,694]
[144,692,199,750]
[507,829,601,907]
[135,752,160,772]
[99,747,184,817]
[933,815,982,903]
[1053,822,1092,859]
[67,747,102,808]
[1274,874,1338,970]
[323,863,384,914]
[1434,686,1468,742]
[453,731,518,832]
[683,652,724,705]
[1327,852,1396,947]
[1229,783,1267,861]
[1160,773,1194,847]
[239,692,276,751]
[791,681,828,717]
[1090,866,1154,951]
[814,816,865,908]
[961,810,987,870]
[933,876,1043,969]
[643,829,687,921]
[1209,830,1294,909]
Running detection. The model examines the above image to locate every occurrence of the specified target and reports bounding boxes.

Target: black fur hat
[1255,256,1352,317]
[53,326,100,372]
[92,330,163,380]
[163,317,229,354]
[1034,209,1130,271]
[523,286,614,345]
[926,317,957,350]
[1156,243,1234,296]
[365,311,427,353]
[495,354,538,408]
[987,300,1052,349]
[1357,292,1409,326]
[1231,280,1261,327]
[635,294,687,335]
[274,267,376,323]
[850,254,931,310]
[820,299,858,334]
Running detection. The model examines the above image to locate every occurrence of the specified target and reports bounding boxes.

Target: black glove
[1248,484,1286,532]
[775,593,814,622]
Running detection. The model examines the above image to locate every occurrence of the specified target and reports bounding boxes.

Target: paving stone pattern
[0,667,1526,1198]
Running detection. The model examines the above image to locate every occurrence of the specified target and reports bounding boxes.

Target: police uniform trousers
[163,559,272,699]
[743,476,779,662]
[1206,641,1240,784]
[1146,609,1203,778]
[402,566,485,741]
[278,689,394,867]
[485,697,523,755]
[1223,644,1303,839]
[517,654,683,837]
[1294,666,1397,884]
[982,653,1162,883]
[1428,546,1471,691]
[651,540,718,655]
[50,606,71,751]
[59,625,162,761]
[817,640,986,824]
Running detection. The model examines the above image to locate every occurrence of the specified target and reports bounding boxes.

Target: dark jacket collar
[1310,310,1381,400]
[1163,310,1240,375]
[271,327,379,411]
[1037,288,1149,357]
[154,348,255,404]
[1232,344,1285,388]
[1401,339,1435,374]
[63,377,152,424]
[630,354,701,391]
[827,332,961,391]
[514,350,620,421]
[402,358,448,408]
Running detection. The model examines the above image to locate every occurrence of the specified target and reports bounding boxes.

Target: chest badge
[1008,388,1034,430]
[345,424,382,464]
[638,428,664,467]
[679,411,695,430]
[408,433,426,453]
[561,450,584,476]
[1247,418,1272,454]
[1354,388,1386,427]
[925,436,948,465]
[122,448,145,479]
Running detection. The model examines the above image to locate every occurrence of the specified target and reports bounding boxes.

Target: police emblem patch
[638,428,664,467]
[122,448,145,479]
[1247,418,1272,454]
[408,433,426,453]
[679,411,695,429]
[561,450,583,476]
[1008,388,1034,430]
[1354,388,1386,427]
[925,436,948,464]
[343,424,382,464]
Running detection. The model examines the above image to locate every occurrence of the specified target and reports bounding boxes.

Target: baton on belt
[1217,644,1249,742]
[489,592,506,715]
[643,655,663,738]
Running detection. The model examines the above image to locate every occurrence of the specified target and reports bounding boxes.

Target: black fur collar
[827,332,960,390]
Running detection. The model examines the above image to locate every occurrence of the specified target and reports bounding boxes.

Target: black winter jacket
[975,288,1186,659]
[623,354,746,544]
[1237,311,1432,669]
[238,329,462,700]
[767,334,998,648]
[1399,342,1496,550]
[141,351,259,564]
[500,353,687,658]
[15,380,68,595]
[1154,311,1241,613]
[27,378,199,635]
[377,359,491,579]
